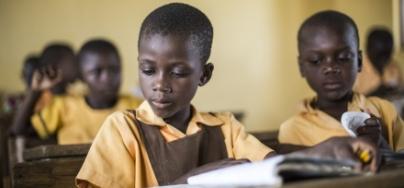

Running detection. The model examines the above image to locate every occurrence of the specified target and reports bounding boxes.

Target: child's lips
[151,100,173,109]
[323,82,342,90]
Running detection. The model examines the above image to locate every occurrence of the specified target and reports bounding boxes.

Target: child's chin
[153,108,175,119]
[323,91,348,101]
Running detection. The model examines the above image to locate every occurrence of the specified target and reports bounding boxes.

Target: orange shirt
[76,101,272,188]
[31,95,142,144]
[279,93,404,151]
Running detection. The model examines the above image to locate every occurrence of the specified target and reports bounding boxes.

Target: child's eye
[91,68,102,76]
[171,71,189,78]
[337,52,354,63]
[141,68,155,75]
[308,59,321,65]
[337,57,352,63]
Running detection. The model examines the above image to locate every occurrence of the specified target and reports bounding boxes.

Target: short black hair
[78,39,120,66]
[366,28,393,72]
[138,3,213,63]
[298,10,360,51]
[40,43,74,66]
[22,55,40,86]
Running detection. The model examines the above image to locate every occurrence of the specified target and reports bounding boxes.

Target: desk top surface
[23,144,90,161]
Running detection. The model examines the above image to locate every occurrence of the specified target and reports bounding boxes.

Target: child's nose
[153,72,172,93]
[322,58,341,74]
[99,70,115,83]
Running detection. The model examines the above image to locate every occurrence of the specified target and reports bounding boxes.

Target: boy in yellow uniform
[278,11,404,151]
[12,39,141,144]
[11,44,77,136]
[76,4,380,188]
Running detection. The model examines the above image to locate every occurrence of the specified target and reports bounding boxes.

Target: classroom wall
[0,0,394,131]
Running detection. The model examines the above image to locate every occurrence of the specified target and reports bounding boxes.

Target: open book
[187,155,361,187]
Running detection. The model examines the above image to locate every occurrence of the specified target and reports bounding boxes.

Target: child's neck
[85,94,117,109]
[314,92,353,121]
[164,106,192,134]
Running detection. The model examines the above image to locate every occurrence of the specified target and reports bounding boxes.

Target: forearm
[11,90,42,135]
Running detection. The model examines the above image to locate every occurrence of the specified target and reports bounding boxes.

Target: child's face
[59,53,78,84]
[80,52,121,100]
[298,26,361,101]
[49,53,77,94]
[138,34,211,119]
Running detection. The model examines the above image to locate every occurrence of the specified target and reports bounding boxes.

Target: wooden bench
[13,144,90,188]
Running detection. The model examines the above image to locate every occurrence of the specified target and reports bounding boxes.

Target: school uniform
[75,101,272,188]
[278,92,404,151]
[31,95,142,144]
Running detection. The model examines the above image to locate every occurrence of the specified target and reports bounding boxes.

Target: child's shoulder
[365,95,396,112]
[107,110,137,123]
[98,110,138,134]
[202,111,235,123]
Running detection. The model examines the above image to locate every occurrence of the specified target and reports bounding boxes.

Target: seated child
[278,10,404,151]
[11,44,77,135]
[40,43,79,95]
[366,28,402,97]
[21,55,41,89]
[76,4,380,188]
[354,28,402,97]
[12,39,142,144]
[2,55,40,114]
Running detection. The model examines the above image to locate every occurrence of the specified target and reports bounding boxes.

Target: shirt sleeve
[392,115,404,151]
[75,112,137,188]
[227,113,273,161]
[370,97,404,151]
[30,96,63,139]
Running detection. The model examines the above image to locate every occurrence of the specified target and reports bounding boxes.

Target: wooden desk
[161,168,404,188]
[13,144,90,188]
[283,168,404,188]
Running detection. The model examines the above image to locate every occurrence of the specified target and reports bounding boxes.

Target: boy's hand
[171,158,249,184]
[357,117,382,145]
[300,137,380,173]
[31,66,62,91]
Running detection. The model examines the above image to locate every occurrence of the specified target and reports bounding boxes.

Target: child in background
[76,4,379,188]
[278,10,404,151]
[12,39,141,144]
[2,55,40,114]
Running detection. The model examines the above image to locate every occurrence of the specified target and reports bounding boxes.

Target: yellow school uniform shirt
[31,95,142,145]
[279,92,404,151]
[76,101,272,188]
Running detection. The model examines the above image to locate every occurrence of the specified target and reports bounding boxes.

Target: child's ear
[199,63,214,86]
[357,50,363,72]
[298,56,305,78]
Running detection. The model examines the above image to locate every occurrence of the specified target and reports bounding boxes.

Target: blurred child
[2,55,40,114]
[38,43,78,95]
[278,11,404,151]
[12,39,141,144]
[354,28,402,97]
[76,4,379,188]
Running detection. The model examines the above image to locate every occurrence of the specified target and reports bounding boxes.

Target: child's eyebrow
[304,45,354,53]
[138,58,155,64]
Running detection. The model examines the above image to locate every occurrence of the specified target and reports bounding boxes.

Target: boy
[12,39,141,144]
[39,43,79,95]
[354,28,402,96]
[76,4,379,188]
[11,44,77,135]
[278,11,404,151]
